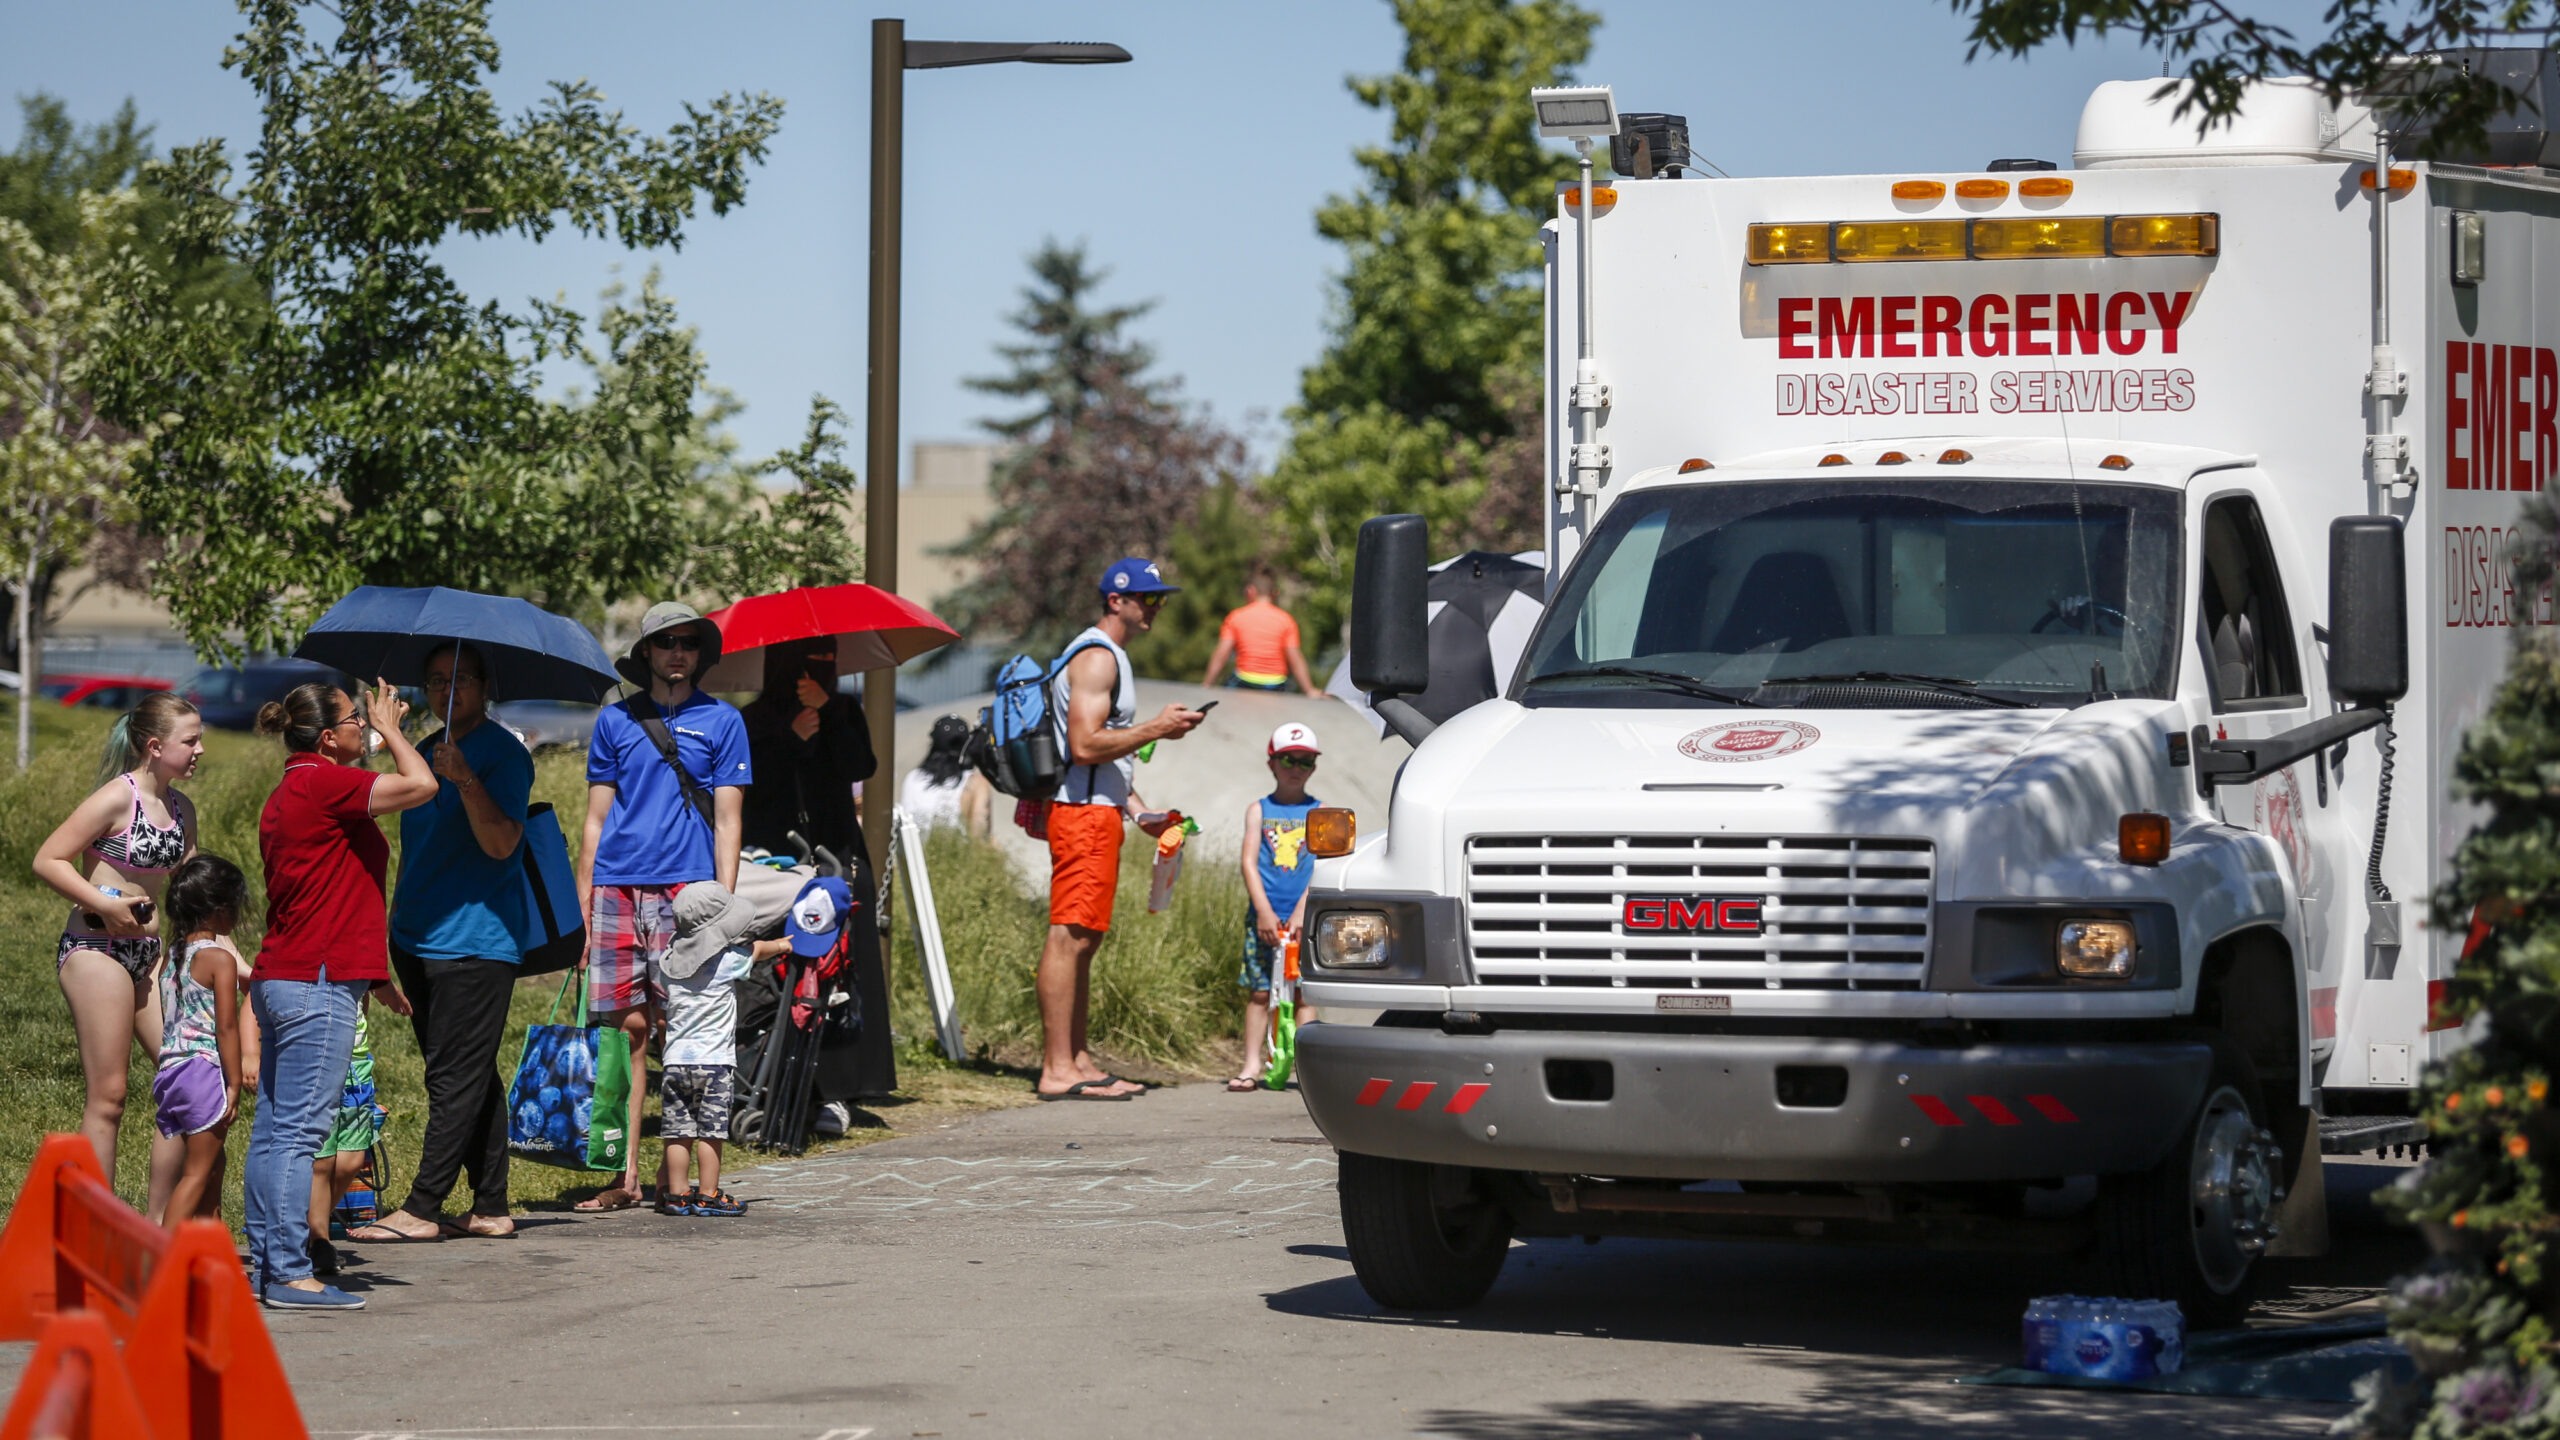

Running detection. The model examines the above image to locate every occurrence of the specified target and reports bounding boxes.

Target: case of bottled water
[2021,1295,2184,1379]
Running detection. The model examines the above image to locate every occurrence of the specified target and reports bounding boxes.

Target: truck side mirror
[1352,514,1431,698]
[2328,515,2408,707]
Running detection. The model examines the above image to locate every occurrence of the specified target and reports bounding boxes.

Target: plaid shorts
[1239,912,1280,993]
[587,885,677,1015]
[660,1064,733,1141]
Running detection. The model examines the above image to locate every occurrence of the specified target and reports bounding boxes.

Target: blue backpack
[974,653,1065,799]
[972,639,1117,800]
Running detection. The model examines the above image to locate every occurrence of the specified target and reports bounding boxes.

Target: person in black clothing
[737,639,894,1099]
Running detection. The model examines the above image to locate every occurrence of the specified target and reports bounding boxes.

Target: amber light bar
[1745,213,2219,265]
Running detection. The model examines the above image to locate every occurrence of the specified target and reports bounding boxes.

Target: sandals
[1036,1079,1134,1102]
[342,1222,440,1244]
[437,1218,517,1239]
[1225,1076,1261,1093]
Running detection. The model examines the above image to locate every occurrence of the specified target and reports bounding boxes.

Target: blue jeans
[245,972,366,1289]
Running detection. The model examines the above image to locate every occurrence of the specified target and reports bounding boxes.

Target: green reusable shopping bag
[504,969,633,1172]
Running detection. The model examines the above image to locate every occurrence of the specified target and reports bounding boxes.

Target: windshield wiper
[1530,665,1771,707]
[1763,670,2032,709]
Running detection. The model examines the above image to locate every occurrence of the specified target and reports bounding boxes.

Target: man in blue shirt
[366,641,536,1244]
[575,602,750,1211]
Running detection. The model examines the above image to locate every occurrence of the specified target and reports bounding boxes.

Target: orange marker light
[1956,178,2010,200]
[2119,812,2170,866]
[2359,167,2416,192]
[1892,180,1948,201]
[2099,454,2133,470]
[1937,448,1973,465]
[1876,451,1911,465]
[1818,453,1850,467]
[1564,185,1619,209]
[1678,458,1713,473]
[2019,176,2074,198]
[1306,807,1356,858]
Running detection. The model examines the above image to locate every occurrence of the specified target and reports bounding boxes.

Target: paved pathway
[17,1079,2413,1438]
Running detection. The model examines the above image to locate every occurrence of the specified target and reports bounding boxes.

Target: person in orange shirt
[1201,568,1327,697]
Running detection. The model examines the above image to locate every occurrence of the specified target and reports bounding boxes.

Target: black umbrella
[1331,550,1548,732]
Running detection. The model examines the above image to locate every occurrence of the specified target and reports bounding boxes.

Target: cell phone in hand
[1194,700,1219,715]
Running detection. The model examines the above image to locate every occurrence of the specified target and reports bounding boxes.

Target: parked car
[489,699,599,753]
[180,659,362,731]
[41,674,175,709]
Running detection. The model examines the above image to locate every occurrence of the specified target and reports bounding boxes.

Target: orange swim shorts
[1047,802,1125,932]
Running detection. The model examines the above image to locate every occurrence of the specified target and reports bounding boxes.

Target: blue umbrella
[294,587,619,705]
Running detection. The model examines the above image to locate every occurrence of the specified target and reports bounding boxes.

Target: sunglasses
[1274,753,1317,769]
[424,673,481,690]
[648,632,704,652]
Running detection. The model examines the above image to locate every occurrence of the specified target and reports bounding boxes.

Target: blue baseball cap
[1099,557,1180,597]
[785,876,859,958]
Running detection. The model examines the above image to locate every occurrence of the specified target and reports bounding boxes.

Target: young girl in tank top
[157,854,249,1231]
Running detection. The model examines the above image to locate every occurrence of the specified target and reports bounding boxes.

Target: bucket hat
[666,881,758,981]
[617,601,724,689]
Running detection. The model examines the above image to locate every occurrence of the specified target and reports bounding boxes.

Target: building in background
[879,441,1005,710]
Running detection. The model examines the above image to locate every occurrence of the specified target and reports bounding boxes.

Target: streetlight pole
[860,20,1130,876]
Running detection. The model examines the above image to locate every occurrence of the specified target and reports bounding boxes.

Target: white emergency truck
[1294,69,2551,1321]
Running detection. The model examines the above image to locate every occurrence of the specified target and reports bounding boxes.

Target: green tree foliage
[2340,621,2560,1437]
[1264,0,1594,649]
[0,193,161,767]
[0,96,267,672]
[1956,0,2560,153]
[97,0,788,657]
[942,239,1245,666]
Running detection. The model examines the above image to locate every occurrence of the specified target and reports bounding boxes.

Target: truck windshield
[1522,479,2182,708]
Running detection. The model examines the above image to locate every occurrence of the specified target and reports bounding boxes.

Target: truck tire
[2092,1044,2281,1326]
[1338,1151,1512,1311]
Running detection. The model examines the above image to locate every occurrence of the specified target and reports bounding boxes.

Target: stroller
[730,837,863,1155]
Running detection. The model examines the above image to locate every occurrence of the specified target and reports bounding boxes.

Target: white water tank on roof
[2075,76,2376,168]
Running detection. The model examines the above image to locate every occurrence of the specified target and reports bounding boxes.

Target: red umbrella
[698,584,960,690]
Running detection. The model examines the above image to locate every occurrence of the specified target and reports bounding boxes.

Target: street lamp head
[1531,84,1620,139]
[904,39,1131,69]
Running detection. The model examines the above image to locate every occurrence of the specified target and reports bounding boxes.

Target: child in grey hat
[659,882,784,1216]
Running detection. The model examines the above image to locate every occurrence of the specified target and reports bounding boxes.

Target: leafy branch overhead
[1955,0,2560,154]
[96,0,787,657]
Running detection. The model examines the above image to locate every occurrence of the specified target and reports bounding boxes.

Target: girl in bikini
[32,691,205,1220]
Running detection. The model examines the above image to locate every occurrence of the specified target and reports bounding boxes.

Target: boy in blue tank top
[1229,723,1324,1092]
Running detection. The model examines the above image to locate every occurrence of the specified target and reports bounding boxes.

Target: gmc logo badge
[1622,897,1763,935]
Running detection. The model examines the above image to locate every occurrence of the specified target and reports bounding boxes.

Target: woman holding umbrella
[357,641,532,1243]
[738,640,894,1099]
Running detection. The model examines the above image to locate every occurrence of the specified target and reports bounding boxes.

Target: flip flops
[1224,1076,1261,1093]
[437,1219,518,1239]
[341,1223,440,1244]
[1036,1079,1134,1102]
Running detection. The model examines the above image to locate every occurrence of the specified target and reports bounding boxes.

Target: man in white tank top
[1038,558,1206,1100]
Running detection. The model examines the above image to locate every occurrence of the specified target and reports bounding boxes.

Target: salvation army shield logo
[1678,720,1821,763]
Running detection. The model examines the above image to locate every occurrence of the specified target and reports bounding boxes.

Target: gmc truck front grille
[1463,834,1935,990]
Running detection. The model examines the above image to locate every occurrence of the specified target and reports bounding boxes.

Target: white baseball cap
[1269,722,1321,756]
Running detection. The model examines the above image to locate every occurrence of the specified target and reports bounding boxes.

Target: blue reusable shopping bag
[505,970,630,1171]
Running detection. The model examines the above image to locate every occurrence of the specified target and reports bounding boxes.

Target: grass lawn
[0,696,1251,1220]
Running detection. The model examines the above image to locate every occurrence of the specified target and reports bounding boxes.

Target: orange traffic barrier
[0,1136,111,1340]
[0,1135,308,1439]
[124,1222,305,1438]
[0,1311,153,1440]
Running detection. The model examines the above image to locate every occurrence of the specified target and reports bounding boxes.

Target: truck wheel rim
[2188,1084,2277,1293]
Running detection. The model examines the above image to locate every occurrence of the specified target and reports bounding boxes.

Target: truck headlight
[1314,910,1393,969]
[2056,919,2137,978]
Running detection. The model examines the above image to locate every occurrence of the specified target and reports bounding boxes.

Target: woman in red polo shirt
[244,678,435,1310]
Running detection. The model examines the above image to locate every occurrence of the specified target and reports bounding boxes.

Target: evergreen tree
[1263,0,1595,646]
[942,239,1245,665]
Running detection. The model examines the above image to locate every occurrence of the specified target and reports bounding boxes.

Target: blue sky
[7,0,2330,479]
